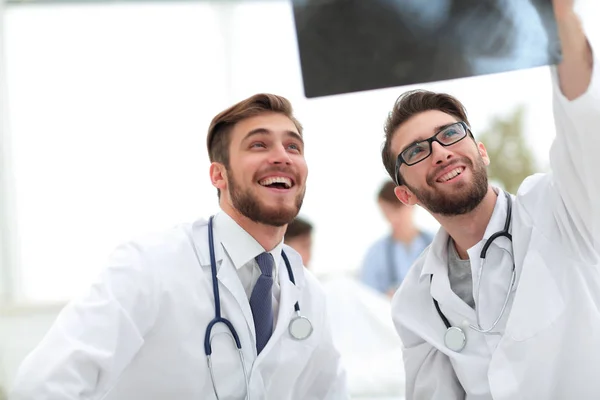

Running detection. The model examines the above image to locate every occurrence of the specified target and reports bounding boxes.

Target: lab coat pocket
[260,335,315,396]
[402,342,464,400]
[507,249,565,342]
[276,335,314,372]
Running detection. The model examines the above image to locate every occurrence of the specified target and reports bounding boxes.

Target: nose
[430,141,453,165]
[270,143,292,165]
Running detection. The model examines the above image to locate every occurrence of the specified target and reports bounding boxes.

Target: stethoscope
[194,215,313,400]
[433,191,516,353]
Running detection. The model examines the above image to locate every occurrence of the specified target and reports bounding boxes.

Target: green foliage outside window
[477,106,539,194]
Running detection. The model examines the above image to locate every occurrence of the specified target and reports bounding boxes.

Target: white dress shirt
[214,211,285,327]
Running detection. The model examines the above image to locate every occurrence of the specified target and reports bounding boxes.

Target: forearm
[556,10,593,100]
[545,2,600,257]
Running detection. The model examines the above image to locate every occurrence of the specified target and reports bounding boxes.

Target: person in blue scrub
[360,180,433,297]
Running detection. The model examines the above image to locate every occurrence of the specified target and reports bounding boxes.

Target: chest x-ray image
[293,0,561,98]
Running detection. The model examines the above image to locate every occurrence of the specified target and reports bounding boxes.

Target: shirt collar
[420,187,513,280]
[420,227,450,280]
[213,211,284,276]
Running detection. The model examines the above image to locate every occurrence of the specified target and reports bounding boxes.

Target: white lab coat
[10,218,348,400]
[391,15,600,400]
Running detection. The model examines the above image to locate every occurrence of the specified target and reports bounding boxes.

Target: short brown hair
[378,180,401,205]
[284,217,313,241]
[381,90,470,184]
[207,93,303,167]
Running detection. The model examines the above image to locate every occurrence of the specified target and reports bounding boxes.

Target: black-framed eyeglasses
[394,121,472,185]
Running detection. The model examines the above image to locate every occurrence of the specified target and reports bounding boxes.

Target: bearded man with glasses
[380,1,600,399]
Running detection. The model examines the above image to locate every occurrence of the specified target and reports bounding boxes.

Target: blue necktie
[250,252,274,354]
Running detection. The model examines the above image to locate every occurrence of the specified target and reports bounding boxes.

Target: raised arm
[538,0,600,258]
[554,0,593,100]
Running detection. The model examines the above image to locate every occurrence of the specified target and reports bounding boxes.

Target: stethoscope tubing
[203,215,302,355]
[433,191,515,347]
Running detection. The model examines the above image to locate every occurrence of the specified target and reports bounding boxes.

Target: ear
[477,142,490,166]
[394,185,418,206]
[209,162,227,192]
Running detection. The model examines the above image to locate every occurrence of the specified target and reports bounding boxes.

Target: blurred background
[1,0,597,398]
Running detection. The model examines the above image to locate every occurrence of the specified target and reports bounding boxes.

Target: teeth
[259,176,292,188]
[438,168,463,182]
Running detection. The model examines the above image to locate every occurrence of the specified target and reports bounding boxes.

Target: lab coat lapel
[430,272,476,321]
[191,217,256,349]
[424,231,476,322]
[216,254,256,345]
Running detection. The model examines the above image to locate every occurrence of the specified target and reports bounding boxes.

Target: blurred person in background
[360,180,433,297]
[285,216,407,398]
[284,216,313,267]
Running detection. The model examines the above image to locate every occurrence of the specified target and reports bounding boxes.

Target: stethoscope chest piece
[444,326,467,352]
[289,311,313,340]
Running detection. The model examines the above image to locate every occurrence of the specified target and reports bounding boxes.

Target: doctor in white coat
[10,93,348,400]
[379,0,600,398]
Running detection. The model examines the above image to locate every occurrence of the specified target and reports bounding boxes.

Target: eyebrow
[243,128,304,145]
[400,122,458,154]
[434,122,458,132]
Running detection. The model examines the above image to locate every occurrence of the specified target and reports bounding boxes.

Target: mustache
[427,158,472,185]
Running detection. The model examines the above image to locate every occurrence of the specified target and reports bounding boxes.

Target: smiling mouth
[258,176,294,189]
[436,167,465,183]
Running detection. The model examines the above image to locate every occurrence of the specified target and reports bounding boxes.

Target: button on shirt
[213,212,284,327]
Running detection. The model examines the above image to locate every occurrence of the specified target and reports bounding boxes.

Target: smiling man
[11,94,348,400]
[381,1,600,399]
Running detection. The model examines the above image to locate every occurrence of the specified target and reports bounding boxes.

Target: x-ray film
[293,0,561,98]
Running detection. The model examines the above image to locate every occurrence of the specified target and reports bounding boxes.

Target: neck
[433,186,498,259]
[392,226,419,244]
[220,202,285,251]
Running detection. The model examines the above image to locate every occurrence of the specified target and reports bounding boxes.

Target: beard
[227,167,305,227]
[404,156,488,216]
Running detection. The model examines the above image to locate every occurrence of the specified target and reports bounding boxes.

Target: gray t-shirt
[447,238,475,309]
